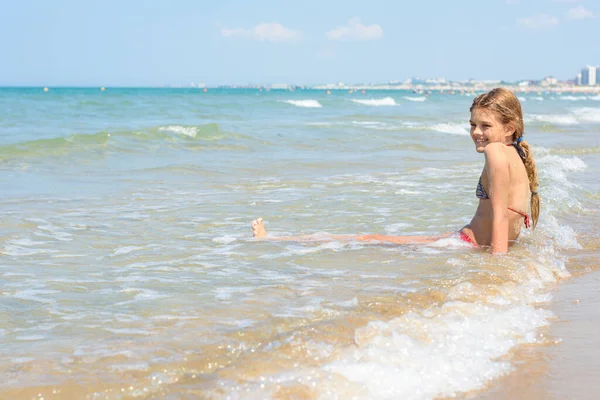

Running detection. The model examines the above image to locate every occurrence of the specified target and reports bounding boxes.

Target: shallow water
[1,88,599,399]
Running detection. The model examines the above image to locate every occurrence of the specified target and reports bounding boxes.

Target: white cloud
[220,23,302,42]
[516,13,560,29]
[565,6,595,20]
[326,18,383,41]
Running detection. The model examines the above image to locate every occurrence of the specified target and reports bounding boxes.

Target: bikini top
[475,141,532,228]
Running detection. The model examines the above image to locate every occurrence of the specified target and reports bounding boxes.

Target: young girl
[252,88,540,254]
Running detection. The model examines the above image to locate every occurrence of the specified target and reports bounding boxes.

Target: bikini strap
[508,207,531,228]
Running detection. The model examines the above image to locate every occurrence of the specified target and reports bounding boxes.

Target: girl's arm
[484,143,510,254]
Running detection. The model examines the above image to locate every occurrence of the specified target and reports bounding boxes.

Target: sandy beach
[475,265,600,400]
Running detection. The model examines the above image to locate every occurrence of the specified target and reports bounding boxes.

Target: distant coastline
[1,84,599,94]
[310,83,600,93]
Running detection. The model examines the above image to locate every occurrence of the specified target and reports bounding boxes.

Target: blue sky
[1,0,598,86]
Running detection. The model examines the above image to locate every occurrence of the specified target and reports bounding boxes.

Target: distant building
[270,84,289,90]
[540,76,558,86]
[580,66,597,85]
[576,72,582,86]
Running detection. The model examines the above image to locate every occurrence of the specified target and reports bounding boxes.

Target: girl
[252,88,540,254]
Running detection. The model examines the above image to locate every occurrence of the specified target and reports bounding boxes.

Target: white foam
[351,97,397,106]
[332,297,359,308]
[528,114,579,125]
[281,100,322,108]
[559,95,587,101]
[324,302,552,399]
[7,237,46,246]
[103,328,153,335]
[159,125,199,137]
[112,246,144,256]
[351,121,386,126]
[12,289,60,304]
[212,236,237,244]
[430,123,469,135]
[35,224,73,241]
[394,189,422,195]
[428,236,472,248]
[573,107,600,123]
[518,96,527,102]
[286,240,346,256]
[384,222,413,233]
[1,245,58,257]
[403,96,427,102]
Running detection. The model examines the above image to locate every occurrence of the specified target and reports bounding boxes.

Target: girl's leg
[251,218,445,244]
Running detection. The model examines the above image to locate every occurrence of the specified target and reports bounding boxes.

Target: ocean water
[1,87,599,399]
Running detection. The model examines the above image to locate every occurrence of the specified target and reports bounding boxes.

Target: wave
[305,118,470,135]
[0,123,242,162]
[280,100,322,108]
[528,114,579,126]
[549,146,600,155]
[326,296,553,398]
[403,96,427,102]
[528,107,600,126]
[351,97,397,106]
[158,125,203,138]
[430,123,469,135]
[573,107,600,123]
[558,95,588,101]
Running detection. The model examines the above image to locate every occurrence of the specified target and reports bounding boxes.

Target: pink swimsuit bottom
[459,231,477,246]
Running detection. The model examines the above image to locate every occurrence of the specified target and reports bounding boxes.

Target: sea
[1,87,599,399]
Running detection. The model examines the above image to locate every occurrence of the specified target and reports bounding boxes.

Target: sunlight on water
[1,88,599,399]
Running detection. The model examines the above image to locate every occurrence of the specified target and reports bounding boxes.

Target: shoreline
[475,268,600,399]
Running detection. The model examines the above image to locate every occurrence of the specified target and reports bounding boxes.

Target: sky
[1,0,599,86]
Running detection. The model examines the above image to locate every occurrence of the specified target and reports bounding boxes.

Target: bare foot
[251,218,267,238]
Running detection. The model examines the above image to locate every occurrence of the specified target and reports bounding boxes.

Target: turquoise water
[1,87,599,399]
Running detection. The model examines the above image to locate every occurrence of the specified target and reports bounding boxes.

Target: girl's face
[469,107,514,153]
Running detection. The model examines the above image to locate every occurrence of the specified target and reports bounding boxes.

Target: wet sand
[475,268,600,400]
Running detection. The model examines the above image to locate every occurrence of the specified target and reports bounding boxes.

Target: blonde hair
[470,88,540,228]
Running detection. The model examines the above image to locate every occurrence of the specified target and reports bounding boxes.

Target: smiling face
[469,107,515,153]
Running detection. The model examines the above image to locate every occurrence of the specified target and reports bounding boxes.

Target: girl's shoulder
[483,142,508,155]
[483,143,509,168]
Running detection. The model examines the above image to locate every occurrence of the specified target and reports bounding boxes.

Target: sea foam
[573,107,600,123]
[559,95,587,101]
[403,96,427,102]
[281,100,322,108]
[351,97,397,106]
[159,125,199,137]
[528,114,579,125]
[430,123,469,135]
[323,302,552,399]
